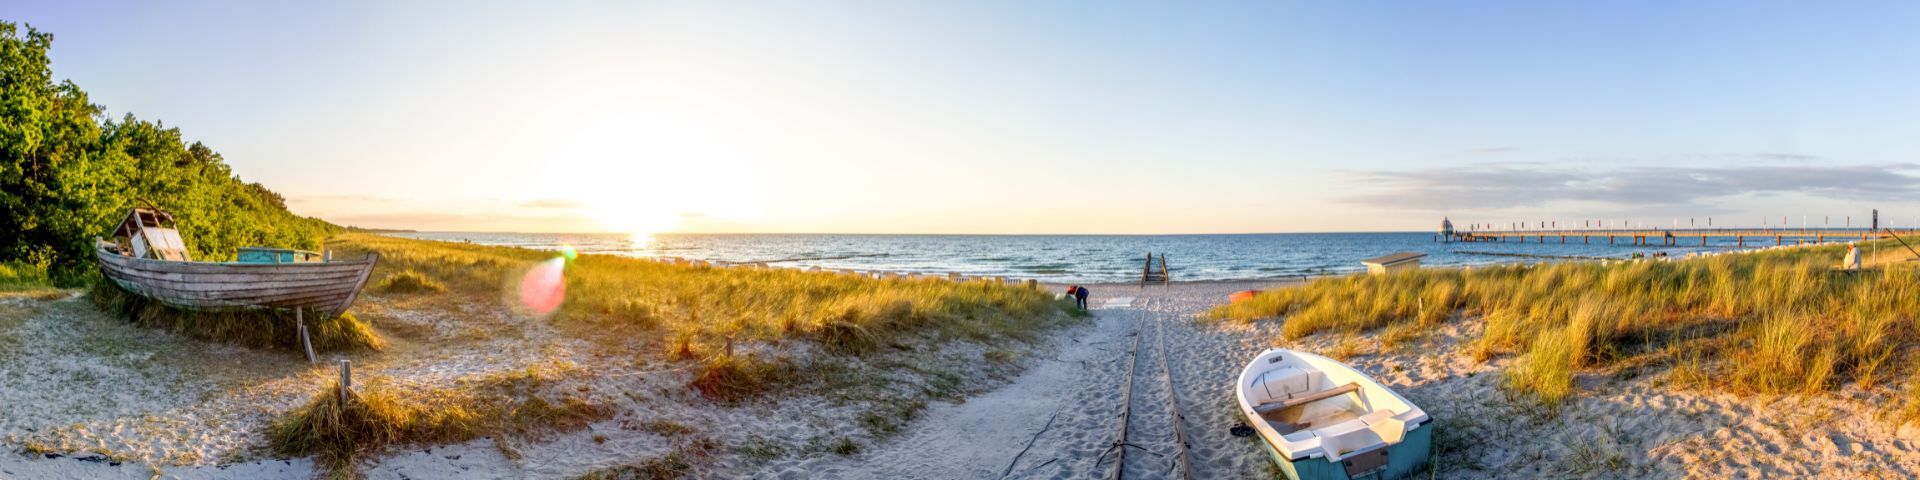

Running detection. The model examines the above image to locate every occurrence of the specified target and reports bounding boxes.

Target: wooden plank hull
[96,244,378,318]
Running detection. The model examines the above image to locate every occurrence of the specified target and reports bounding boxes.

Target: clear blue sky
[10,1,1920,233]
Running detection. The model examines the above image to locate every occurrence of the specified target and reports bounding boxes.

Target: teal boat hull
[1258,421,1433,480]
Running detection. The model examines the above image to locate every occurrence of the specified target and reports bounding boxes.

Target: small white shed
[1362,252,1426,275]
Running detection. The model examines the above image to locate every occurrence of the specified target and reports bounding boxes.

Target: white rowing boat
[1234,349,1433,480]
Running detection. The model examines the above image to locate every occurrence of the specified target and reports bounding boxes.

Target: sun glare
[536,114,767,236]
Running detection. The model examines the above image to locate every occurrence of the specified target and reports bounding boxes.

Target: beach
[9,261,1920,478]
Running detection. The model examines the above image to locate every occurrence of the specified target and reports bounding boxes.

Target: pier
[1439,227,1918,246]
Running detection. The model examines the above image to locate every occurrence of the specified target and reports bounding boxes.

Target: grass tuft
[1211,240,1920,409]
[373,269,445,294]
[271,367,610,476]
[90,282,382,352]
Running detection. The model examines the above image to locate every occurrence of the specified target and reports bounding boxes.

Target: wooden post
[338,360,353,404]
[1159,254,1170,285]
[298,308,316,364]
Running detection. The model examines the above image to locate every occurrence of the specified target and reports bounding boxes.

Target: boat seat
[1247,367,1319,405]
[1361,410,1408,443]
[1316,417,1386,460]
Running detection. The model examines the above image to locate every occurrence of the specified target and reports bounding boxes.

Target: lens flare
[518,257,567,316]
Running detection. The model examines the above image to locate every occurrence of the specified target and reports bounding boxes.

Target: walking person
[1074,284,1091,310]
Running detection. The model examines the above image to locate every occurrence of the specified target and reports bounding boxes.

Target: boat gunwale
[1234,348,1431,463]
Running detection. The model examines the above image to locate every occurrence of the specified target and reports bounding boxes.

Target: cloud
[1344,162,1920,210]
[518,198,587,209]
[1468,147,1514,154]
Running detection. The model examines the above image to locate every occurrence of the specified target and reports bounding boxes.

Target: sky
[9,0,1920,234]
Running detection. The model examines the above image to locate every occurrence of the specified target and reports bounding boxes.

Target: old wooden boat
[1235,348,1433,480]
[94,207,377,318]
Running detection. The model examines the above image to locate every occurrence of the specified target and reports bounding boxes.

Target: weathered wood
[339,360,352,404]
[1252,383,1362,415]
[98,253,374,275]
[332,253,378,316]
[299,308,316,364]
[97,244,377,318]
[97,265,366,284]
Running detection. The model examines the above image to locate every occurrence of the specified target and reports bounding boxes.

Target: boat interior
[1240,350,1425,462]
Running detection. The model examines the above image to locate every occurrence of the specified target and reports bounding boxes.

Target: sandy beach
[8,269,1920,479]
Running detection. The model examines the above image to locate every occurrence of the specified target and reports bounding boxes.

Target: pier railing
[1441,227,1920,246]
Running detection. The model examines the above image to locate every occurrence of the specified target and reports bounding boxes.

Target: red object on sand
[1229,290,1261,303]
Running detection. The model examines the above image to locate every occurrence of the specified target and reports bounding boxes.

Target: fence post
[338,360,353,404]
[298,308,316,364]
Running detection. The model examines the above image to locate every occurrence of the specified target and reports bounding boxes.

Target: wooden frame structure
[1140,252,1170,287]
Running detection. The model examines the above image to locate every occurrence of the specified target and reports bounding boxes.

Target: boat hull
[96,244,378,318]
[1249,415,1433,480]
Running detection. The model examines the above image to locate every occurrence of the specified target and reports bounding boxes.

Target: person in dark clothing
[1074,285,1091,310]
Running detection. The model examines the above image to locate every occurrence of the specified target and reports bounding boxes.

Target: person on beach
[1074,284,1091,310]
[1844,244,1862,271]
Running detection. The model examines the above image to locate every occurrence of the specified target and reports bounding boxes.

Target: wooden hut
[1361,252,1426,275]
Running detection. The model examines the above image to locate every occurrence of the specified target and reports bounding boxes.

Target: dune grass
[326,233,1072,400]
[271,362,610,476]
[1211,241,1920,407]
[372,269,445,294]
[89,281,383,352]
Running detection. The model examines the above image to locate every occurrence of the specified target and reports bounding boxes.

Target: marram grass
[1211,241,1920,408]
[271,363,610,477]
[327,233,1074,400]
[90,281,384,352]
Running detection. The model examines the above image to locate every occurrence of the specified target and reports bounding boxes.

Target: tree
[0,21,337,282]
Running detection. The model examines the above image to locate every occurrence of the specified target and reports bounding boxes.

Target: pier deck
[1441,228,1919,246]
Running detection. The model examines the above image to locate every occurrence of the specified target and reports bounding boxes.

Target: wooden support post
[298,308,316,364]
[1609,236,1614,245]
[338,360,353,405]
[1776,236,1782,246]
[1737,235,1744,246]
[1701,236,1707,246]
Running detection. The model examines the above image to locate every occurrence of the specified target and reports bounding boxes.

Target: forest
[1,21,337,284]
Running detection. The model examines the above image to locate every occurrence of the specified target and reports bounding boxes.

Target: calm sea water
[385,231,1770,283]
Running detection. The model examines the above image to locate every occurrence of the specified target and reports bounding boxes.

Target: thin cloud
[1345,163,1920,210]
[519,198,587,209]
[1468,147,1514,154]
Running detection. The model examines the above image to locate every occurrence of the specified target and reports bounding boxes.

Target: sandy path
[775,280,1294,479]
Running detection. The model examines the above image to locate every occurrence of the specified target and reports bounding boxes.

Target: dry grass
[89,281,383,352]
[271,363,610,476]
[327,233,1073,400]
[372,269,445,294]
[1212,240,1920,407]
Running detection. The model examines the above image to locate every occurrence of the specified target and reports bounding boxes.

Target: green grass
[1211,240,1920,407]
[0,261,53,291]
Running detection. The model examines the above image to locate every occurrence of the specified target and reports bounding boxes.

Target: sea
[380,231,1795,284]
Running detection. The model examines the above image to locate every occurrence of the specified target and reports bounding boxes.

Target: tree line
[2,21,338,283]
